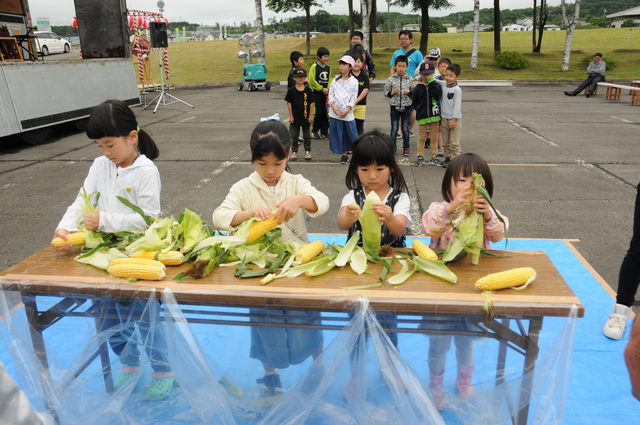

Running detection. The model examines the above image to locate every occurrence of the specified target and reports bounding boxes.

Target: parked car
[34,31,70,55]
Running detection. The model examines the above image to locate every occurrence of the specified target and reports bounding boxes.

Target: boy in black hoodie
[413,61,442,166]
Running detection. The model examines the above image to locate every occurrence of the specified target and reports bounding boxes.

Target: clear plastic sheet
[0,286,578,424]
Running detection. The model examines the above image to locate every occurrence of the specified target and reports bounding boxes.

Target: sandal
[114,366,140,391]
[146,376,176,400]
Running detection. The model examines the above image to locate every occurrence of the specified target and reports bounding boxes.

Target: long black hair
[441,153,494,202]
[345,129,408,192]
[86,99,159,160]
[249,120,292,172]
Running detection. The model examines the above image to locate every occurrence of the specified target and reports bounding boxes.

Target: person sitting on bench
[564,53,606,98]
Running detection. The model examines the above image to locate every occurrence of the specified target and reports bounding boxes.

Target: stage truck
[0,0,139,144]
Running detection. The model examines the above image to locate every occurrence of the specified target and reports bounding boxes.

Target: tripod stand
[143,50,194,114]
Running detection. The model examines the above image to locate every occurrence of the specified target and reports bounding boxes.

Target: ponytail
[137,129,159,160]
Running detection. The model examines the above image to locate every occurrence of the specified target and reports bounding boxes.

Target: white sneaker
[603,303,632,340]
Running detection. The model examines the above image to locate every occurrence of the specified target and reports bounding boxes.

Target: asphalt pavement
[0,82,638,308]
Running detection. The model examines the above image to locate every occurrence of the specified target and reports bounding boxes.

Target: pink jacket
[422,201,509,250]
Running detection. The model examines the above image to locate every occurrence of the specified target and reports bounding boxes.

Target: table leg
[516,317,543,425]
[22,296,60,424]
[92,300,114,393]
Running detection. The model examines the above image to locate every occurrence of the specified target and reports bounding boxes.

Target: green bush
[580,54,617,70]
[494,51,530,70]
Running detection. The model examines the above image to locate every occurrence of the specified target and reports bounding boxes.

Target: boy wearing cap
[329,55,359,164]
[285,67,315,161]
[413,61,442,167]
[564,52,606,97]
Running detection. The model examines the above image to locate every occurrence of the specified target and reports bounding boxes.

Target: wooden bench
[597,82,640,106]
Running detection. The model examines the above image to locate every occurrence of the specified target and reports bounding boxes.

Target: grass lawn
[141,28,640,84]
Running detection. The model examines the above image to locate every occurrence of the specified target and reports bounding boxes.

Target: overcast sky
[27,0,551,28]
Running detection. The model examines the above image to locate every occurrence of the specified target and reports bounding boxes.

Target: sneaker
[146,376,176,400]
[291,152,298,161]
[320,133,328,139]
[585,92,591,98]
[257,373,283,396]
[305,151,312,161]
[442,157,451,168]
[603,303,632,340]
[564,91,576,97]
[415,156,425,166]
[424,138,431,149]
[340,154,349,164]
[298,137,304,144]
[437,150,444,157]
[409,132,414,138]
[311,132,320,139]
[403,148,409,157]
[429,157,443,167]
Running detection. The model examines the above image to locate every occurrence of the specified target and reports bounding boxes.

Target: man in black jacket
[345,30,376,82]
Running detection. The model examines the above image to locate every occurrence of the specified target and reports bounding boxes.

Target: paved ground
[1,83,638,308]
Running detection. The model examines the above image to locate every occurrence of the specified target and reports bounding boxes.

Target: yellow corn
[109,257,166,270]
[131,250,184,266]
[412,239,438,260]
[295,240,324,263]
[108,258,166,280]
[246,212,280,242]
[108,263,166,280]
[52,232,85,248]
[475,267,536,290]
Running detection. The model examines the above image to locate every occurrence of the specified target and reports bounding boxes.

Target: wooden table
[0,246,584,425]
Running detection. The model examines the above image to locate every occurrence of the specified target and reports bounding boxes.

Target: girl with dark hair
[54,100,174,400]
[421,152,509,409]
[338,129,411,249]
[213,120,329,395]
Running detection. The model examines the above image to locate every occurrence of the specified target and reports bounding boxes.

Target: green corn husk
[358,191,382,254]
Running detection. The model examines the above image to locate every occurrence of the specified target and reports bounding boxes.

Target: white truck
[0,0,140,144]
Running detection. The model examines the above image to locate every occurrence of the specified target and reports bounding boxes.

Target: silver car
[34,31,70,55]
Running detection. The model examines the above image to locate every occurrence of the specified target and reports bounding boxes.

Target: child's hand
[322,88,328,95]
[403,89,411,95]
[53,229,73,251]
[251,207,273,221]
[371,203,393,223]
[84,212,100,231]
[274,196,305,223]
[446,186,473,214]
[449,119,457,129]
[391,88,400,96]
[475,196,493,222]
[344,203,360,223]
[308,116,314,124]
[289,116,294,124]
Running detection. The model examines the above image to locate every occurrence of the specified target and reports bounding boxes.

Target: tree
[589,16,608,27]
[561,0,581,71]
[266,0,332,54]
[254,0,266,64]
[470,0,480,69]
[393,0,453,54]
[494,0,501,52]
[622,18,638,27]
[531,0,548,53]
[362,0,373,51]
[348,0,356,36]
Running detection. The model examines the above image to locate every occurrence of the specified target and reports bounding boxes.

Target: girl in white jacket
[213,120,329,395]
[54,100,174,400]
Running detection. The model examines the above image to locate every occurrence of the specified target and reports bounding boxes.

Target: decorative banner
[36,17,51,32]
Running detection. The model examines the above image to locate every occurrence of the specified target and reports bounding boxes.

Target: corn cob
[109,257,166,270]
[295,240,324,263]
[246,212,280,242]
[52,232,85,248]
[108,258,166,280]
[475,267,536,290]
[131,250,184,266]
[412,239,438,261]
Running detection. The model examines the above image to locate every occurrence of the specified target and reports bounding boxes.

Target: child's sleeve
[56,162,101,232]
[421,202,452,239]
[452,87,463,118]
[213,181,246,231]
[484,210,509,243]
[383,78,393,98]
[308,63,321,91]
[99,167,161,233]
[296,177,329,217]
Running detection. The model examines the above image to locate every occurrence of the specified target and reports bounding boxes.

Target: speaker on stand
[143,21,193,113]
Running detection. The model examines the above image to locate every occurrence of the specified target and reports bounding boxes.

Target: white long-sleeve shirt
[328,75,358,121]
[56,155,161,233]
[213,171,329,244]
